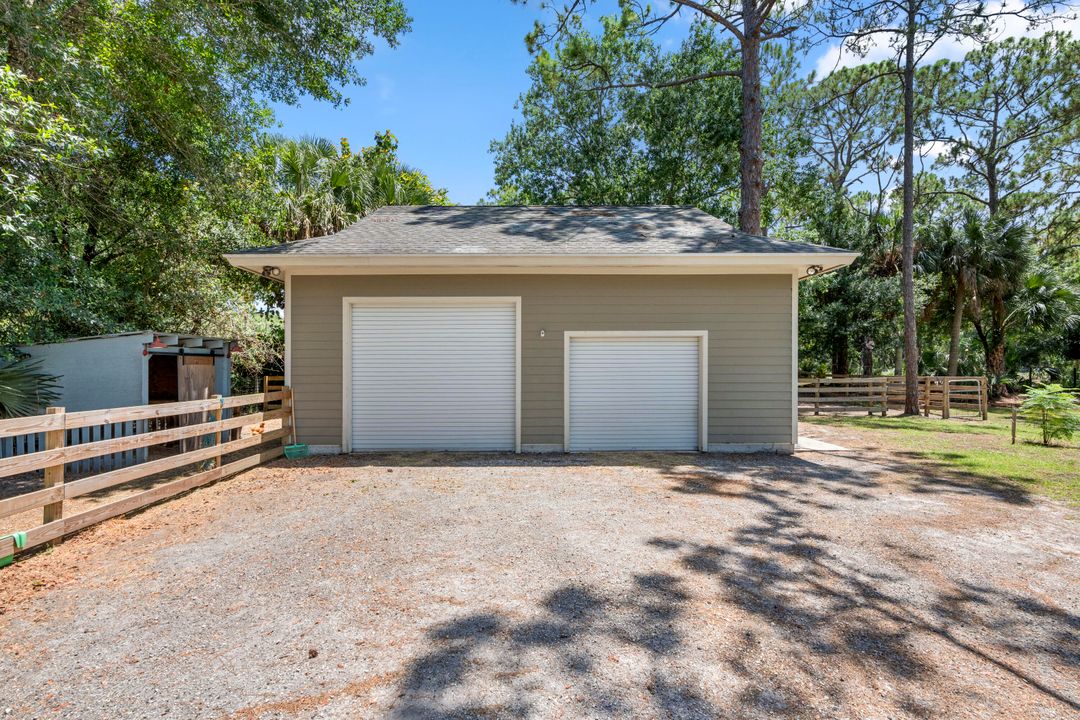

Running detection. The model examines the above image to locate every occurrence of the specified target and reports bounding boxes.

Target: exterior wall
[19,333,151,412]
[290,274,794,451]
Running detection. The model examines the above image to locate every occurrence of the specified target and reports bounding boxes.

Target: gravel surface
[1,440,1077,719]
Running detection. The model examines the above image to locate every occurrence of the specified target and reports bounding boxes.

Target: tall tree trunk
[900,2,919,414]
[737,0,763,236]
[947,281,965,376]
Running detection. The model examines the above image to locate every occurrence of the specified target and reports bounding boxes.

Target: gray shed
[16,331,233,411]
[5,332,234,471]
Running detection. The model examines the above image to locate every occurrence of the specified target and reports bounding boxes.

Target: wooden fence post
[981,376,989,420]
[923,377,931,417]
[813,378,820,416]
[1011,407,1017,444]
[262,376,271,414]
[209,395,222,469]
[942,380,951,419]
[281,386,294,445]
[880,378,888,416]
[42,407,65,536]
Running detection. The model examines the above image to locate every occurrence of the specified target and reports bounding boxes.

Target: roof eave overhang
[224,252,859,280]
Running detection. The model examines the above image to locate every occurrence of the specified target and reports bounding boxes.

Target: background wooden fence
[799,376,988,419]
[0,387,293,564]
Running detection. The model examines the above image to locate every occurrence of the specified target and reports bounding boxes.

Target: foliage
[1020,384,1080,446]
[923,32,1080,228]
[492,15,813,223]
[262,133,450,242]
[513,0,817,234]
[0,359,61,418]
[0,0,414,362]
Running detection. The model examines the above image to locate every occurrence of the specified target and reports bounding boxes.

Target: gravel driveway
[1,445,1077,719]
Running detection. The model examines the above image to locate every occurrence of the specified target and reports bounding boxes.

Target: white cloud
[813,1,1080,78]
[919,140,953,159]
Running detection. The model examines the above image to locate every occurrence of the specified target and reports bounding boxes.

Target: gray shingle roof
[234,205,847,256]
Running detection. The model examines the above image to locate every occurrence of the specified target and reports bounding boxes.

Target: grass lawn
[802,408,1080,504]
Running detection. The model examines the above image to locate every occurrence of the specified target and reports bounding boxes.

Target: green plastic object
[284,443,309,459]
[0,531,28,568]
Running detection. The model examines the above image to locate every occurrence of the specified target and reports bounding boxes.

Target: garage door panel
[568,335,701,451]
[350,302,517,451]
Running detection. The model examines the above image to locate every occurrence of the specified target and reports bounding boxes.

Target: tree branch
[592,69,740,91]
[670,0,745,41]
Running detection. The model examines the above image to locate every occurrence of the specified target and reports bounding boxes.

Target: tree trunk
[737,0,764,236]
[861,335,874,377]
[900,2,919,414]
[831,335,849,377]
[947,282,964,376]
[986,294,1008,394]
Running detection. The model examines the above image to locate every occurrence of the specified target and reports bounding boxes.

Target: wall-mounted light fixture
[539,329,546,338]
[805,265,824,277]
[261,265,282,279]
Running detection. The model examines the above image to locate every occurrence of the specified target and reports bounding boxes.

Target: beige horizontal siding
[289,274,793,447]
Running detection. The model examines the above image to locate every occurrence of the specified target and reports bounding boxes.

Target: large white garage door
[349,301,517,450]
[567,335,702,451]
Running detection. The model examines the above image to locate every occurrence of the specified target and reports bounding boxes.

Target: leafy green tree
[816,0,1060,413]
[1020,384,1080,445]
[923,32,1080,231]
[520,0,815,234]
[0,0,410,351]
[491,17,753,217]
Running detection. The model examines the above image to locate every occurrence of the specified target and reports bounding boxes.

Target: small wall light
[805,265,824,277]
[539,329,546,338]
[261,265,282,278]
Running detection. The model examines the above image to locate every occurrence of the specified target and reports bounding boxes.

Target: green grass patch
[803,409,1080,504]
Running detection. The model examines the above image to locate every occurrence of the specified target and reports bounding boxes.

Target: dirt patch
[2,449,1078,719]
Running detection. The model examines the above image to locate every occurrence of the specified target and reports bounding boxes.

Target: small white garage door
[567,335,703,451]
[349,301,517,450]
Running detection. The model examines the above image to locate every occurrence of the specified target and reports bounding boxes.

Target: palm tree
[0,359,60,418]
[920,213,975,376]
[967,214,1027,389]
[957,212,1080,393]
[264,135,446,242]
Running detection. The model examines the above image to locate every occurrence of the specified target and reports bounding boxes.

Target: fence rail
[1,388,293,564]
[799,376,988,420]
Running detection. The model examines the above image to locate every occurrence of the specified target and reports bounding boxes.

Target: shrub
[0,358,61,418]
[1019,384,1080,446]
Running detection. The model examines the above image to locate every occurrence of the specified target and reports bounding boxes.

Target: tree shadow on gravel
[386,454,1074,718]
[650,461,1079,716]
[388,576,719,719]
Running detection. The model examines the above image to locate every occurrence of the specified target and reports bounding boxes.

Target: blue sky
[271,1,1076,204]
[271,1,541,204]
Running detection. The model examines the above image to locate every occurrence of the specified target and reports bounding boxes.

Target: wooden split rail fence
[799,376,988,419]
[0,388,293,564]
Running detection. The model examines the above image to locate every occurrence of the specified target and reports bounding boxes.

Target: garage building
[226,205,857,454]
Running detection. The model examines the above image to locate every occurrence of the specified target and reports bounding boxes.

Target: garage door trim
[563,330,708,452]
[342,296,521,452]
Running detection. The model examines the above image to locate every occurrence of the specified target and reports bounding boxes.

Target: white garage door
[567,335,702,451]
[349,301,517,450]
